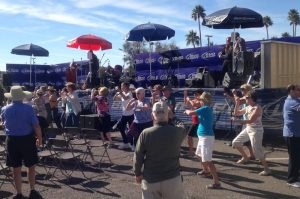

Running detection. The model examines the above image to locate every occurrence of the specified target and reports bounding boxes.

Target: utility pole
[205,35,213,47]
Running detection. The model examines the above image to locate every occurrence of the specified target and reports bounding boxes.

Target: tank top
[245,105,263,129]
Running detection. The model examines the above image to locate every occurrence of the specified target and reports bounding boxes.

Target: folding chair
[47,138,87,180]
[62,127,91,162]
[44,127,64,140]
[0,144,15,189]
[37,145,59,179]
[80,128,113,168]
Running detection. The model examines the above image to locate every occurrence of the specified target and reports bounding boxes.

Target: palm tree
[192,5,206,47]
[282,32,291,37]
[263,16,273,39]
[288,9,300,36]
[186,30,200,48]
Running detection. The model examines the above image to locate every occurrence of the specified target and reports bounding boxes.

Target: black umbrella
[127,22,175,41]
[126,22,175,76]
[202,6,264,29]
[11,43,49,85]
[11,43,49,57]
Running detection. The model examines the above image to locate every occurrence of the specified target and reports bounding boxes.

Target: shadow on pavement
[0,190,13,198]
[222,180,297,199]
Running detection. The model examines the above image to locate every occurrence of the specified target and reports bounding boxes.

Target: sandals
[206,183,222,189]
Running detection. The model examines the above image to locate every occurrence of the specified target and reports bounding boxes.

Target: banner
[134,37,300,86]
[6,60,89,88]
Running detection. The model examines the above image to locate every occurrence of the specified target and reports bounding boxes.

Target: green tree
[186,30,200,48]
[121,41,147,68]
[282,32,291,37]
[154,41,179,53]
[192,5,206,47]
[263,16,273,39]
[288,9,300,36]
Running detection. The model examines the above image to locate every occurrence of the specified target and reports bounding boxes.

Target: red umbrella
[67,34,112,51]
[67,34,112,84]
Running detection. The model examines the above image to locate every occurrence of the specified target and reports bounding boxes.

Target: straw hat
[199,92,212,105]
[4,86,28,101]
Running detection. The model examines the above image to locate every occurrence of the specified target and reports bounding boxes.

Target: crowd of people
[0,81,300,199]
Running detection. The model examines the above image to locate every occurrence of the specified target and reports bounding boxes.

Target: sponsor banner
[134,37,300,86]
[6,61,90,88]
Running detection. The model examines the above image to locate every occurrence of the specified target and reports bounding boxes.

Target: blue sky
[0,0,299,71]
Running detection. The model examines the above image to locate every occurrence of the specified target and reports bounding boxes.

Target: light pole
[205,35,213,47]
[149,42,154,78]
[118,48,126,69]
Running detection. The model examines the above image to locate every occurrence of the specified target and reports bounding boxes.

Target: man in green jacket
[133,101,187,199]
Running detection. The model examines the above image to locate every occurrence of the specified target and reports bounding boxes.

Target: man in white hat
[133,101,187,199]
[1,86,43,199]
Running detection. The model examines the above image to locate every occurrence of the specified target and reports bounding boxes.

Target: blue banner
[6,60,89,88]
[134,37,300,86]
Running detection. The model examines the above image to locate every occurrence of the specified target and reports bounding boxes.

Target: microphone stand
[224,97,235,145]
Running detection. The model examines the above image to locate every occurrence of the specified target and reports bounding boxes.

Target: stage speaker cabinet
[240,51,254,76]
[222,72,245,88]
[203,71,215,88]
[80,114,99,129]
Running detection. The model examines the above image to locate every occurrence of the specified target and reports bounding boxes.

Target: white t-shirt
[121,91,134,116]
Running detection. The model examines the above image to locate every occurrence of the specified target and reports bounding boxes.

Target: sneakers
[131,145,135,152]
[236,158,249,164]
[287,181,300,188]
[196,170,211,178]
[29,190,43,199]
[118,143,131,149]
[206,183,222,189]
[259,169,272,176]
[13,194,25,199]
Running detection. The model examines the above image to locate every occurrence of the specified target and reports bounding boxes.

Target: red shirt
[190,99,201,124]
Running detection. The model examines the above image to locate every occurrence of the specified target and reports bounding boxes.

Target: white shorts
[232,126,265,159]
[195,136,215,162]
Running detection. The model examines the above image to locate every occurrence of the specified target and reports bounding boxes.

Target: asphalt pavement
[1,131,300,199]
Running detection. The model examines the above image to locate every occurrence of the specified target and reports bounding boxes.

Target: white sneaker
[287,181,300,188]
[118,143,131,149]
[131,145,135,152]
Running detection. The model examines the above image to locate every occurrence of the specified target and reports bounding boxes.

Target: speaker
[222,72,245,88]
[236,52,254,75]
[80,114,99,129]
[242,51,254,75]
[203,71,215,88]
[2,73,12,87]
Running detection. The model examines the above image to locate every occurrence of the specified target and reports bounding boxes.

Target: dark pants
[65,112,79,127]
[117,115,134,144]
[50,107,62,129]
[127,121,153,146]
[97,114,111,140]
[285,137,300,183]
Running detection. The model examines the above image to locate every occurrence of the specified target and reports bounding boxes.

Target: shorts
[6,134,38,168]
[188,124,198,137]
[195,136,215,162]
[232,126,265,159]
